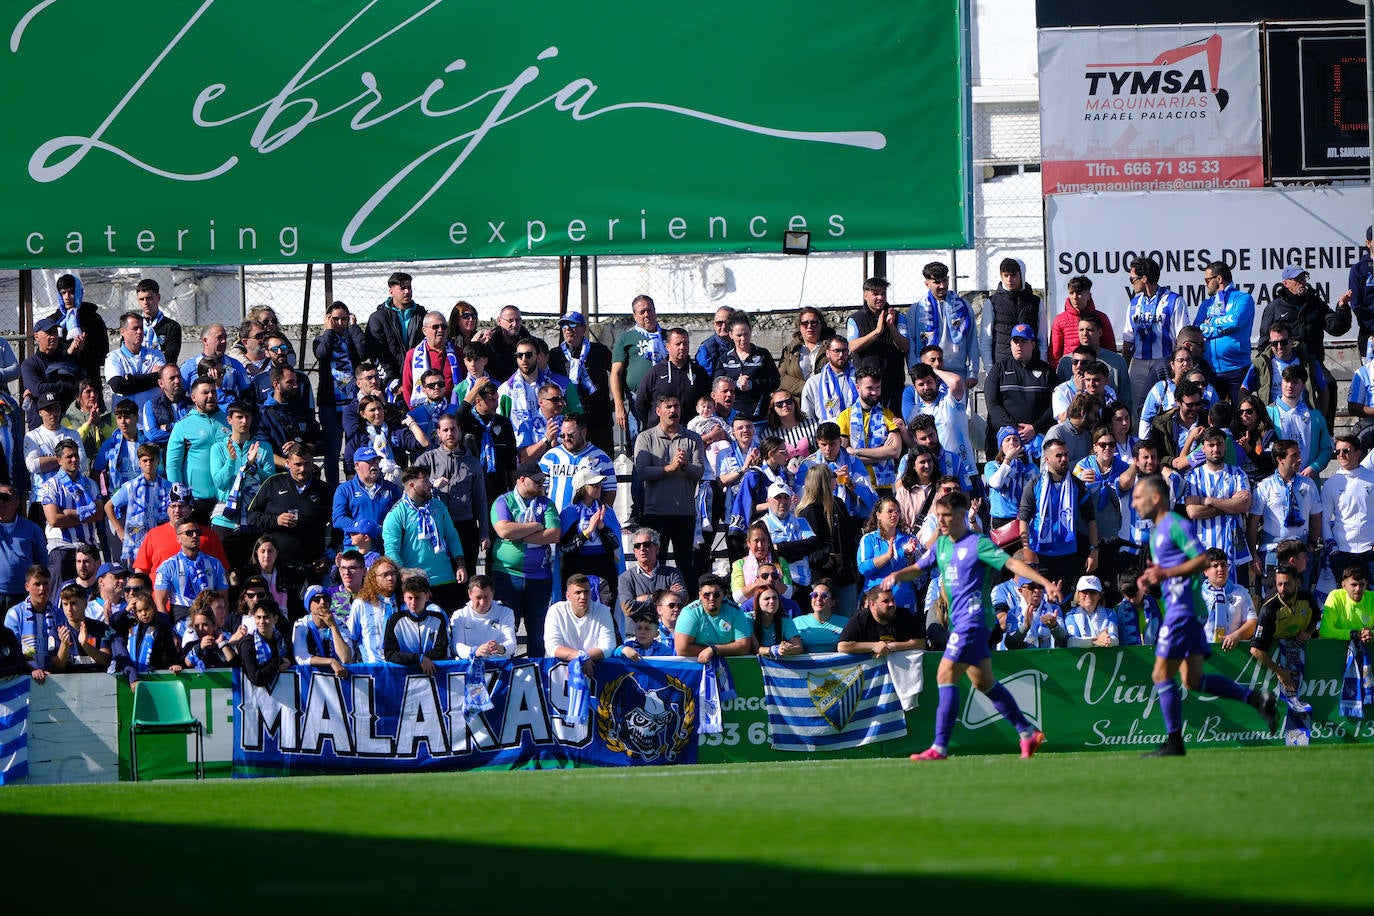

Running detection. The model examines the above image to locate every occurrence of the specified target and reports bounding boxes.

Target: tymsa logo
[961,669,1044,731]
[1083,34,1230,118]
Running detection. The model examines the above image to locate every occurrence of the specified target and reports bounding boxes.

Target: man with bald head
[179,323,247,406]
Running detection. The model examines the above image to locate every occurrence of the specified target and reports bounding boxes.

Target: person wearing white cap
[548,311,614,455]
[760,480,818,588]
[1062,575,1118,648]
[558,465,623,600]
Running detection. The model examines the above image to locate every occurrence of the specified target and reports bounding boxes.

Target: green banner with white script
[0,0,969,267]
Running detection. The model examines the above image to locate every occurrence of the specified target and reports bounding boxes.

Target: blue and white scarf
[305,619,337,659]
[130,622,156,670]
[1341,638,1373,719]
[224,462,248,517]
[142,312,164,354]
[13,601,54,668]
[921,291,970,351]
[329,337,355,405]
[565,652,591,725]
[471,412,498,472]
[109,344,161,380]
[560,338,597,395]
[405,495,444,554]
[1034,475,1077,551]
[252,630,275,667]
[846,403,894,487]
[60,470,96,517]
[1204,585,1230,637]
[175,553,211,603]
[818,364,858,419]
[457,655,495,722]
[699,657,722,734]
[123,477,170,558]
[409,343,460,405]
[630,325,666,364]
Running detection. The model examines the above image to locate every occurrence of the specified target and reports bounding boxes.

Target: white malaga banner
[1045,186,1370,343]
[1039,24,1264,196]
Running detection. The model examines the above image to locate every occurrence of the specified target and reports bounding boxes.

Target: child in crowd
[616,608,676,659]
[1112,568,1159,647]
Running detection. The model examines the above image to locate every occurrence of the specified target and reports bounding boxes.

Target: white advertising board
[1039,24,1264,195]
[1045,186,1370,343]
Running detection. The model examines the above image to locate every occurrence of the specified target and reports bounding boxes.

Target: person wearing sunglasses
[615,529,686,624]
[694,306,736,376]
[548,311,615,456]
[1240,319,1328,413]
[1321,435,1374,584]
[1196,261,1255,408]
[778,307,832,402]
[446,300,480,350]
[400,311,461,408]
[1122,256,1190,420]
[792,578,849,652]
[1146,378,1209,473]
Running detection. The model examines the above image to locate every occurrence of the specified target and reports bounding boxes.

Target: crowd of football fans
[2,256,1372,701]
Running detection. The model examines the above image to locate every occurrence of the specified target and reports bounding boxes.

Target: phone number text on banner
[232,658,703,776]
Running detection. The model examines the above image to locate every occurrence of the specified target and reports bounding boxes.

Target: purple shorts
[943,624,992,666]
[1154,613,1212,661]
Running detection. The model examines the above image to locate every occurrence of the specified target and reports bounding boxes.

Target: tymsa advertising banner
[1039,24,1264,195]
[1045,186,1369,341]
[0,0,969,267]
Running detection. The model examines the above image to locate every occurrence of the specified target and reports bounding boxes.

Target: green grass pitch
[3,745,1370,912]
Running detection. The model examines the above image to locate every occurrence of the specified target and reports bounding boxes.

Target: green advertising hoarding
[117,643,1366,779]
[0,0,970,268]
[697,641,1367,763]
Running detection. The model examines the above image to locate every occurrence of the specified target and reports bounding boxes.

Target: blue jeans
[491,570,553,658]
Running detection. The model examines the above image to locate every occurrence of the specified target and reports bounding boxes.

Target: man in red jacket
[133,483,229,575]
[1049,275,1117,369]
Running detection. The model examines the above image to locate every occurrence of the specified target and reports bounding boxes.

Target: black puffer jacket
[1258,286,1350,362]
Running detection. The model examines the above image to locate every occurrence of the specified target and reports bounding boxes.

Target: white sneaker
[1283,694,1312,715]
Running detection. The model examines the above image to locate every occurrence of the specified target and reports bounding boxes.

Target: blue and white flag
[760,654,906,751]
[0,676,30,785]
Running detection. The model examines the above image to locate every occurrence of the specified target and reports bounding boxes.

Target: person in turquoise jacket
[165,378,230,512]
[383,465,467,610]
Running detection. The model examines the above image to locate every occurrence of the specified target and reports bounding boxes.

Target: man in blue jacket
[1199,261,1255,406]
[332,447,402,539]
[1344,225,1374,358]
